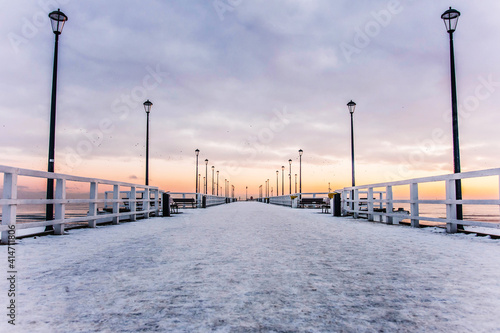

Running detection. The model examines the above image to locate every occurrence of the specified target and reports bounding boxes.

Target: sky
[1,0,500,198]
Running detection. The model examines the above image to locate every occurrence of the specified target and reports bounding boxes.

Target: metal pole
[211,166,214,195]
[195,152,199,193]
[299,155,302,194]
[46,32,60,223]
[449,30,463,221]
[276,171,278,196]
[350,112,355,211]
[281,166,284,196]
[145,112,149,186]
[289,160,292,194]
[216,171,219,196]
[205,161,208,194]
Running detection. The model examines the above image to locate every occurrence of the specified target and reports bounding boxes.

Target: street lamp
[276,170,279,196]
[195,149,199,193]
[441,7,463,223]
[288,159,292,194]
[298,149,303,194]
[211,166,215,195]
[45,9,68,223]
[143,100,153,185]
[281,166,285,196]
[347,100,356,211]
[246,186,248,200]
[205,159,208,194]
[216,170,219,196]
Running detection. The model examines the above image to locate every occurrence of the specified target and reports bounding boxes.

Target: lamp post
[216,170,219,196]
[298,149,303,194]
[195,149,199,193]
[441,7,463,223]
[288,159,292,194]
[205,159,208,194]
[246,186,248,201]
[211,166,215,195]
[276,170,279,196]
[45,9,68,223]
[281,166,285,196]
[267,179,269,197]
[143,100,153,185]
[347,100,356,211]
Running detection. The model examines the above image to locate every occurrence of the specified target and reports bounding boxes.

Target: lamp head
[49,9,68,35]
[441,7,460,33]
[143,100,153,113]
[347,100,356,114]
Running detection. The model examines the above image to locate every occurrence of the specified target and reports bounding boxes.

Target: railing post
[386,186,394,224]
[367,187,374,221]
[410,183,419,228]
[446,179,458,233]
[88,182,98,228]
[153,189,159,216]
[353,189,359,219]
[143,188,150,219]
[130,186,137,221]
[1,172,17,245]
[54,178,66,235]
[112,185,120,224]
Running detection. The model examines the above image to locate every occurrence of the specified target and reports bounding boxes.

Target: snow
[2,201,500,332]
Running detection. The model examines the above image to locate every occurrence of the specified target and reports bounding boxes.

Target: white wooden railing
[341,168,500,233]
[0,165,160,244]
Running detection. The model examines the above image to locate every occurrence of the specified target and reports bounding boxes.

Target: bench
[299,198,325,208]
[172,198,197,208]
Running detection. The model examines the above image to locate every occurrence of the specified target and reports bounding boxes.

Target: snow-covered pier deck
[3,201,500,332]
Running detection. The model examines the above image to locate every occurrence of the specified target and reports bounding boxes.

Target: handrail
[1,165,160,244]
[341,168,500,233]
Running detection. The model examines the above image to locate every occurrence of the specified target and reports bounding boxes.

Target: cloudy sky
[1,0,499,197]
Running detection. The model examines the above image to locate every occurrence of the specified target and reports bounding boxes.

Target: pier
[1,201,500,331]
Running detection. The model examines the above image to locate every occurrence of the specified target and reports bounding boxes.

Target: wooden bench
[172,198,197,208]
[299,198,325,208]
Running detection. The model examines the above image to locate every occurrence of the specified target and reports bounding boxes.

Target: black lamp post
[216,170,219,196]
[281,166,285,196]
[211,166,215,195]
[143,100,153,185]
[195,149,199,193]
[441,7,463,222]
[246,186,248,200]
[298,149,303,194]
[276,170,279,196]
[347,100,356,211]
[288,159,292,194]
[45,9,68,223]
[205,159,208,194]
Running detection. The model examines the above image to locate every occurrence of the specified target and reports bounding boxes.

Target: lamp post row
[45,7,464,217]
